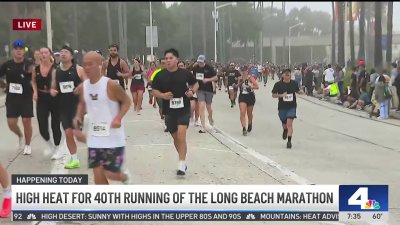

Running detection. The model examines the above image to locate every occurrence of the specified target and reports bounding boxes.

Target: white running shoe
[122,170,132,185]
[23,145,31,155]
[51,146,63,160]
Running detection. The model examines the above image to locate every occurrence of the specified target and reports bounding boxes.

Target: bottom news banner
[11,175,388,223]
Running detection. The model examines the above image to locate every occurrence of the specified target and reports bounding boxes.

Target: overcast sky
[164,1,400,32]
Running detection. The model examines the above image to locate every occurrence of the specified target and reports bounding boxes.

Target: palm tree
[337,2,345,67]
[105,2,112,45]
[349,2,355,67]
[386,1,393,65]
[374,2,382,68]
[331,2,336,65]
[358,2,365,60]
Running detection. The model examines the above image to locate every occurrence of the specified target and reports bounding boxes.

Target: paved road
[0,77,396,225]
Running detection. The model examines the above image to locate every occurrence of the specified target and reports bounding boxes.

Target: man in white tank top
[74,51,131,184]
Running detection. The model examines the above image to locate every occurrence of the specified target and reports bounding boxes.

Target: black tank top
[239,77,254,95]
[106,58,125,88]
[3,59,33,100]
[131,67,144,86]
[35,64,56,91]
[56,65,81,106]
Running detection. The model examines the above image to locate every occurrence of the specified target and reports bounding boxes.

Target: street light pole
[45,2,52,50]
[288,22,304,66]
[214,1,217,63]
[214,2,236,63]
[150,1,154,60]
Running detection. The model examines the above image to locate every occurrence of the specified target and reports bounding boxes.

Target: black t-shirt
[271,80,300,110]
[226,69,241,86]
[0,59,34,101]
[152,68,197,116]
[192,64,216,92]
[358,70,367,90]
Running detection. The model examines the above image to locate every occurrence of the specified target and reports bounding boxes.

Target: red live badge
[13,19,42,31]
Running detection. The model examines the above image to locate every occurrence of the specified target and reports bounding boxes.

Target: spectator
[374,69,391,120]
[312,65,321,93]
[393,65,400,112]
[323,64,335,85]
[293,66,302,88]
[348,88,371,110]
[390,62,399,109]
[304,66,314,96]
[349,66,359,99]
[368,68,379,101]
[358,64,368,93]
[335,65,345,97]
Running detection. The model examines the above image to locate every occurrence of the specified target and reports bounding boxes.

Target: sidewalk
[299,94,400,127]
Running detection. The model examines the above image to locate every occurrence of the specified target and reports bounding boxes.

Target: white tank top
[83,76,126,148]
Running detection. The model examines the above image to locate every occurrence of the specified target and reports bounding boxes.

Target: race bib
[134,74,142,80]
[91,122,110,137]
[59,81,75,93]
[170,97,184,109]
[228,86,234,90]
[283,93,294,102]
[196,73,204,80]
[242,88,249,95]
[147,85,152,91]
[9,83,23,94]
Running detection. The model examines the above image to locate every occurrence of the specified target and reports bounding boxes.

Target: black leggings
[37,92,62,146]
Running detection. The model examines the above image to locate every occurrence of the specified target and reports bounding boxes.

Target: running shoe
[64,159,80,169]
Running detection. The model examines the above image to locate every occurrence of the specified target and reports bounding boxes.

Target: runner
[192,55,217,133]
[0,40,34,154]
[33,49,41,66]
[102,44,131,90]
[272,68,304,149]
[216,64,223,91]
[150,58,167,121]
[146,61,157,108]
[262,64,269,87]
[51,45,87,169]
[32,47,62,159]
[152,48,199,175]
[178,61,199,126]
[130,58,147,115]
[53,52,61,66]
[0,164,11,218]
[73,51,131,185]
[226,62,241,108]
[238,66,259,136]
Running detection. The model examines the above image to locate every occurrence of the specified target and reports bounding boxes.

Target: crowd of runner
[3,38,399,218]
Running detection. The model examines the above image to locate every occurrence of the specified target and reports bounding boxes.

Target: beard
[110,53,119,59]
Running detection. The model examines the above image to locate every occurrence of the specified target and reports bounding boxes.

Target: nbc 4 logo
[348,187,380,210]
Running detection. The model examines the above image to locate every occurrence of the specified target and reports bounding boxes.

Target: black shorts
[59,104,77,130]
[6,97,34,118]
[165,112,190,134]
[238,93,256,106]
[88,147,125,172]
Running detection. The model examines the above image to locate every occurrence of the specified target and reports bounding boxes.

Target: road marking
[212,127,312,185]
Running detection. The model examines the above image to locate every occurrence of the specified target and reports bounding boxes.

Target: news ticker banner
[11,175,388,223]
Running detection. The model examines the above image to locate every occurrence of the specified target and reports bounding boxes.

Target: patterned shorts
[88,147,125,173]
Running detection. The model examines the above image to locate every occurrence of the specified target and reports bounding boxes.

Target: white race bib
[147,85,152,91]
[9,83,23,94]
[59,81,75,93]
[228,86,234,90]
[170,97,184,109]
[283,93,294,102]
[242,88,249,95]
[134,74,142,80]
[196,73,204,80]
[91,122,110,137]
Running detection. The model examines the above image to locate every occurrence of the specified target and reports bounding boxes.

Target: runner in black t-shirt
[192,55,217,133]
[272,68,304,149]
[152,48,199,176]
[0,40,35,155]
[225,62,241,108]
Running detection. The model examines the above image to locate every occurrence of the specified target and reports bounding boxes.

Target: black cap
[12,40,25,49]
[61,45,73,55]
[282,68,291,73]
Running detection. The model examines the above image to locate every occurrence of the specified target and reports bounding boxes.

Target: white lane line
[213,127,312,185]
